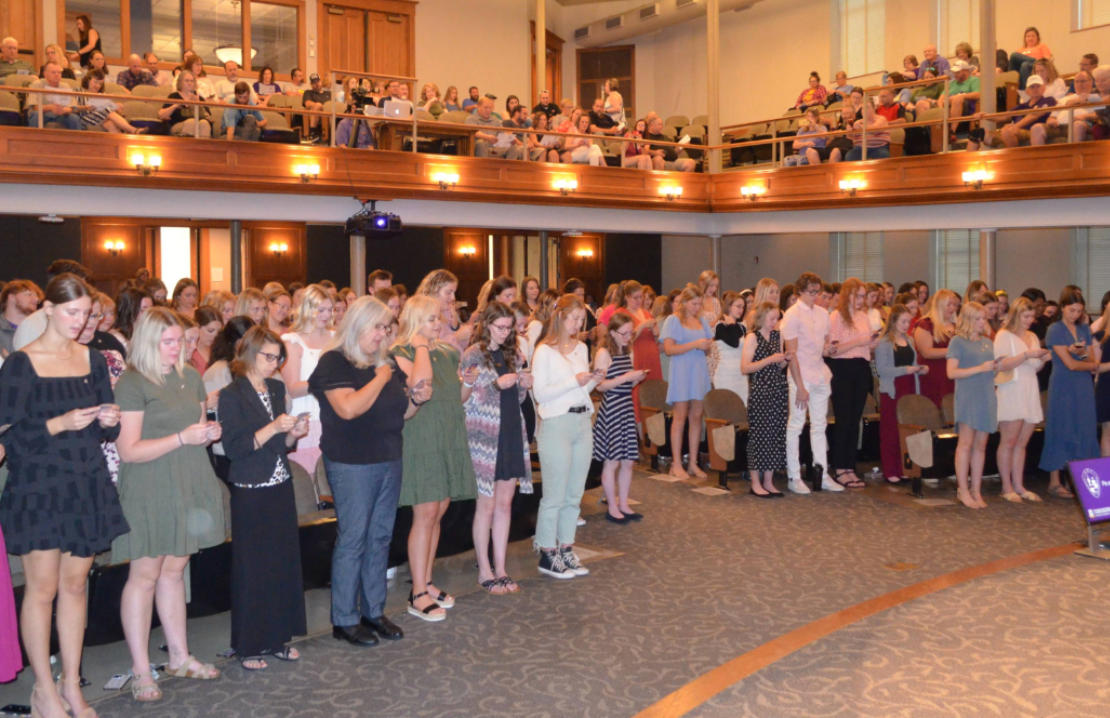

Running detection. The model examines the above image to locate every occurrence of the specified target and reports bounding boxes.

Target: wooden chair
[703,389,749,489]
[941,393,956,426]
[639,379,671,471]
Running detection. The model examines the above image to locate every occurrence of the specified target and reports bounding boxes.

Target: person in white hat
[947,60,981,139]
[966,74,1057,150]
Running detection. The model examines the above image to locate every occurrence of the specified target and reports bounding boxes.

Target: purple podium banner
[1069,457,1110,524]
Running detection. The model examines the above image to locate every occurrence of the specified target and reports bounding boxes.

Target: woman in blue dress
[1039,289,1100,498]
[660,284,713,479]
[946,302,999,510]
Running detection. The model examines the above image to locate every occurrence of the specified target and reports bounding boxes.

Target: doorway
[531,22,564,104]
[318,0,415,88]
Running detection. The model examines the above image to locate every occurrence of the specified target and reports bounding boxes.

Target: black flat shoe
[749,488,774,499]
[605,513,632,524]
[361,615,404,641]
[621,511,643,521]
[332,625,379,647]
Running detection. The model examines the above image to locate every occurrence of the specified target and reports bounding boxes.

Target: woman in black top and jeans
[308,296,430,647]
[219,326,309,670]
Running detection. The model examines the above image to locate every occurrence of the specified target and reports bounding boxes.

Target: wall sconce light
[294,163,320,184]
[433,172,459,190]
[838,179,865,197]
[130,153,161,176]
[459,246,477,257]
[576,248,594,258]
[962,169,990,190]
[740,185,766,201]
[661,186,684,202]
[554,178,578,196]
[103,239,125,256]
[269,242,289,257]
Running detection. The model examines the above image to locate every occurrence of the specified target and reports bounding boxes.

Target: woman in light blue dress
[946,302,998,510]
[660,284,713,479]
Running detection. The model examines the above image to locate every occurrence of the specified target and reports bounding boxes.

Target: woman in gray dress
[946,302,1000,510]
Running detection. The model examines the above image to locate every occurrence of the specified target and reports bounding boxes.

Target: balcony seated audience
[603,78,626,130]
[442,86,461,112]
[954,42,980,74]
[910,66,945,113]
[533,90,559,120]
[589,97,621,136]
[215,61,257,105]
[335,104,375,149]
[903,54,921,80]
[379,79,404,106]
[946,60,981,136]
[845,99,890,161]
[645,116,696,172]
[527,111,560,162]
[160,71,213,138]
[920,44,951,78]
[87,50,108,78]
[561,112,605,166]
[1022,58,1067,102]
[40,43,76,81]
[828,70,854,104]
[1009,26,1053,89]
[468,97,523,160]
[181,55,215,100]
[145,52,173,87]
[793,107,840,165]
[462,86,481,113]
[116,54,157,91]
[505,95,531,127]
[622,118,653,170]
[1032,70,1098,145]
[77,71,147,134]
[253,66,282,105]
[282,67,308,99]
[221,82,267,142]
[794,71,828,110]
[417,82,440,108]
[874,88,906,125]
[1092,66,1110,140]
[0,37,32,79]
[1068,54,1099,92]
[26,62,83,131]
[301,73,332,144]
[883,72,912,105]
[967,74,1055,151]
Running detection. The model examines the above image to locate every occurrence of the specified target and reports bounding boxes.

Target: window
[192,0,246,67]
[64,0,123,59]
[131,0,184,60]
[577,46,635,118]
[934,229,980,292]
[839,0,885,77]
[1078,0,1110,30]
[938,0,979,56]
[838,232,884,282]
[251,2,299,73]
[1074,228,1110,307]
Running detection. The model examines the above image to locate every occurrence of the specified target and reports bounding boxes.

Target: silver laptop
[383,100,414,119]
[362,104,384,117]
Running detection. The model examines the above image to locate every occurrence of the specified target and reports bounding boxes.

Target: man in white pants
[781,272,843,494]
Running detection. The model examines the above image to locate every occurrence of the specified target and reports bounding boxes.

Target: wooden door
[323,6,366,77]
[1,0,39,68]
[367,10,413,87]
[531,23,564,103]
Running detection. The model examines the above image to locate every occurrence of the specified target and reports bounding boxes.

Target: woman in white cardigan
[531,295,601,580]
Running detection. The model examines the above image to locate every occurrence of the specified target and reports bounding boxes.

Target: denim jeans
[28,109,82,131]
[845,145,890,162]
[535,412,594,548]
[325,456,402,626]
[1009,52,1036,89]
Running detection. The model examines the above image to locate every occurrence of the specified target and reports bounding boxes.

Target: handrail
[329,69,419,84]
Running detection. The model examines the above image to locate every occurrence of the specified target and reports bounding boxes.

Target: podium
[1069,457,1110,560]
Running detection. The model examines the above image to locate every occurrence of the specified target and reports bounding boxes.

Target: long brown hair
[880,303,913,344]
[602,311,633,357]
[471,300,518,372]
[835,277,865,324]
[615,280,643,309]
[539,294,585,348]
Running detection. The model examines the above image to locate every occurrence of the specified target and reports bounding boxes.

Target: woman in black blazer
[219,326,310,670]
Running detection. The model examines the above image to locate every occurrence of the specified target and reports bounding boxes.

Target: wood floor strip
[634,542,1081,718]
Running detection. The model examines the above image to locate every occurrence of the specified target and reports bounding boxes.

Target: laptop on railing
[383,100,413,119]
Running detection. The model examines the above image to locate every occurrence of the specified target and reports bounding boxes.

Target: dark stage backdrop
[307,224,446,292]
[0,215,84,286]
[604,233,662,294]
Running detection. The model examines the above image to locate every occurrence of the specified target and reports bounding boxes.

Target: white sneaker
[787,478,811,495]
[576,517,586,527]
[821,477,845,492]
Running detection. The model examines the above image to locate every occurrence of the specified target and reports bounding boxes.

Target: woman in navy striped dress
[593,312,649,524]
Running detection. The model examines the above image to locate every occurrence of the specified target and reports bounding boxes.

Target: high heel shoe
[54,675,72,713]
[749,487,774,499]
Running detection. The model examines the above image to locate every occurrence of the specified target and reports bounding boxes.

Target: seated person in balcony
[793,107,841,165]
[910,66,944,114]
[644,116,696,172]
[397,83,410,101]
[442,86,461,112]
[0,37,33,79]
[183,55,215,99]
[159,70,212,138]
[221,81,267,141]
[26,62,83,131]
[302,73,331,143]
[335,103,375,149]
[1008,27,1052,90]
[874,88,906,125]
[557,106,582,133]
[283,67,308,97]
[902,54,921,80]
[76,70,147,133]
[1021,58,1067,102]
[848,86,865,113]
[826,104,856,161]
[116,54,157,91]
[844,99,890,161]
[215,61,258,104]
[468,96,523,160]
[1033,70,1098,145]
[794,71,827,110]
[828,70,854,104]
[945,60,981,136]
[622,118,653,170]
[528,111,560,162]
[380,79,404,105]
[253,66,282,105]
[40,43,76,80]
[1093,66,1110,140]
[954,43,980,74]
[967,74,1056,151]
[503,104,530,142]
[560,112,605,166]
[533,90,559,121]
[416,82,440,108]
[462,86,481,113]
[145,52,172,87]
[505,95,531,127]
[589,97,622,136]
[87,50,109,78]
[920,44,951,78]
[884,72,913,105]
[1068,54,1099,93]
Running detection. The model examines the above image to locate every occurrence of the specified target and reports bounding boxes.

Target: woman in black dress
[0,274,126,718]
[219,326,310,670]
[741,301,792,498]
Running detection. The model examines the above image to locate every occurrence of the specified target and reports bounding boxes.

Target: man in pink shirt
[781,272,843,494]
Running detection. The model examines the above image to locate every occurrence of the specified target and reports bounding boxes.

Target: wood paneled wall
[246,223,307,289]
[443,228,488,312]
[80,218,153,298]
[2,0,39,67]
[558,233,604,305]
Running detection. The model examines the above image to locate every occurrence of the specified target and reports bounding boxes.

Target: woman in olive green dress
[391,294,476,622]
[112,307,226,702]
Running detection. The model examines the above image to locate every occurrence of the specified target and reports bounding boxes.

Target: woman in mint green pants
[531,295,602,579]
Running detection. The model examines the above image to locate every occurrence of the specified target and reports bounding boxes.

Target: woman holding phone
[281,285,335,476]
[219,326,309,670]
[741,301,792,497]
[0,275,125,718]
[113,308,226,702]
[826,278,880,488]
[946,302,999,509]
[875,304,927,485]
[661,284,714,479]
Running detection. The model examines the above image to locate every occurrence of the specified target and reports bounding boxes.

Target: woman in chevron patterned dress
[593,312,648,524]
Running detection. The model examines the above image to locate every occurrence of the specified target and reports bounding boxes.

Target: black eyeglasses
[259,352,282,363]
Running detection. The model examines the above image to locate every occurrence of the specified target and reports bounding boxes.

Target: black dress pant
[829,358,871,471]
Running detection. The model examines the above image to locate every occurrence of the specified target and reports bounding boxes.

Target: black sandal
[477,579,502,594]
[407,590,446,622]
[495,575,520,593]
[239,656,268,671]
[834,470,866,489]
[266,646,300,662]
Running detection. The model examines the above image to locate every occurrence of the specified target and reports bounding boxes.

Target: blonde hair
[262,281,286,296]
[1033,57,1060,84]
[753,278,778,308]
[202,289,234,313]
[290,284,334,333]
[539,294,586,348]
[922,288,958,343]
[322,296,392,369]
[127,307,186,384]
[234,287,266,317]
[1002,296,1036,335]
[674,283,704,318]
[393,294,441,349]
[954,301,986,340]
[697,270,720,297]
[752,301,780,330]
[416,269,459,300]
[420,82,440,102]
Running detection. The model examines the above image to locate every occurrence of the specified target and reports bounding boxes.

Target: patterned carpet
[91,470,1095,718]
